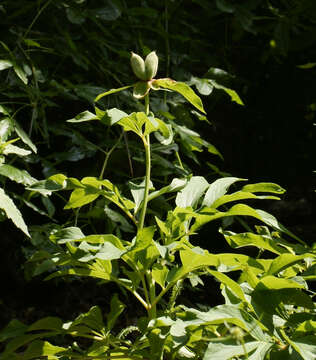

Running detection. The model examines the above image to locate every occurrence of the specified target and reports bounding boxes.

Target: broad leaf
[3,144,31,156]
[202,177,245,207]
[0,164,36,186]
[203,340,264,360]
[152,78,206,114]
[221,230,287,255]
[67,110,98,123]
[176,176,209,208]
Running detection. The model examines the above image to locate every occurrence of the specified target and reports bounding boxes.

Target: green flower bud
[144,51,158,80]
[130,52,147,81]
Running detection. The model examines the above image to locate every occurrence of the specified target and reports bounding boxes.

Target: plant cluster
[0,50,315,360]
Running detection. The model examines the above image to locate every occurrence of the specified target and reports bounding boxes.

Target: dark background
[1,0,315,328]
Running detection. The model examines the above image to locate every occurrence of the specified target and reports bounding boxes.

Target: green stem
[99,131,123,180]
[138,94,151,230]
[147,271,156,319]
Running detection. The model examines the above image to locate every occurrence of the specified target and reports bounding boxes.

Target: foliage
[0,1,316,359]
[1,47,316,359]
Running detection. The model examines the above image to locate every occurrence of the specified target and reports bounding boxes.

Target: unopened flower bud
[144,51,158,80]
[130,52,147,81]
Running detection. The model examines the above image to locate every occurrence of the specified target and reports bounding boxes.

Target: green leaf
[13,120,37,153]
[294,320,316,337]
[212,191,280,209]
[0,319,27,342]
[69,305,105,332]
[28,317,63,331]
[148,178,187,202]
[129,179,154,214]
[102,107,128,125]
[107,294,125,331]
[167,248,217,283]
[208,269,247,303]
[67,110,98,123]
[257,276,305,290]
[13,64,28,84]
[94,85,133,102]
[297,63,316,69]
[255,209,303,242]
[191,203,268,232]
[22,340,66,360]
[0,59,13,70]
[221,230,286,255]
[283,334,316,360]
[212,80,244,105]
[3,144,31,156]
[190,77,214,95]
[91,1,122,21]
[252,278,314,314]
[176,176,209,208]
[50,226,85,243]
[241,183,286,194]
[152,78,206,114]
[117,112,147,137]
[267,254,308,276]
[203,340,263,360]
[0,164,37,186]
[0,187,29,236]
[64,187,100,209]
[215,0,235,13]
[152,263,169,289]
[202,177,246,207]
[0,118,13,142]
[133,81,150,99]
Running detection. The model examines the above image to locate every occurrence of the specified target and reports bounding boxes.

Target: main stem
[138,94,151,230]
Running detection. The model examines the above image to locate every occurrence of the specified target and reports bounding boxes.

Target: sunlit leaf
[0,187,29,236]
[94,85,133,102]
[176,176,209,208]
[152,78,206,114]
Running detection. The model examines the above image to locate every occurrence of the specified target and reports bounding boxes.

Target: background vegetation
[0,0,316,358]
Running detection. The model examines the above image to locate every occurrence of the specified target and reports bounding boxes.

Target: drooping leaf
[148,178,187,202]
[0,59,13,71]
[94,85,133,102]
[0,164,37,186]
[50,227,85,243]
[208,269,247,303]
[13,120,37,153]
[202,177,246,207]
[152,78,206,114]
[67,110,98,123]
[297,63,316,69]
[0,187,29,236]
[13,64,28,84]
[133,81,150,99]
[176,176,209,208]
[107,294,125,331]
[221,230,287,255]
[102,107,128,125]
[267,253,308,276]
[241,183,286,194]
[3,144,31,156]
